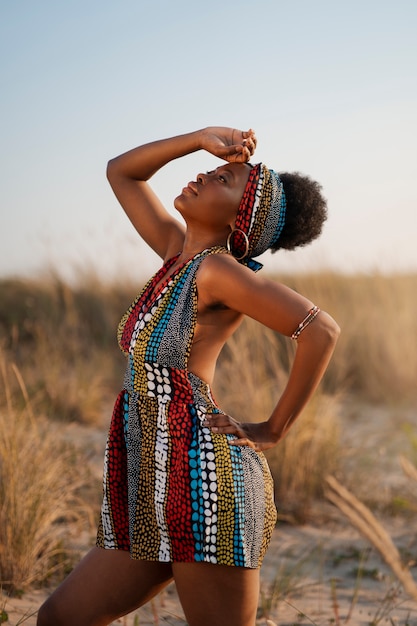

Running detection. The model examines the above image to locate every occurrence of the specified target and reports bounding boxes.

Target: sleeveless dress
[96,246,277,568]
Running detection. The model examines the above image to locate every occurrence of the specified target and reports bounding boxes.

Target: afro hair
[270,172,328,252]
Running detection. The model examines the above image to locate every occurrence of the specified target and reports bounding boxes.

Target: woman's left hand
[201,127,257,163]
[203,413,279,452]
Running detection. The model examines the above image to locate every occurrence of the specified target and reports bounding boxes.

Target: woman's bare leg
[37,547,173,626]
[172,562,260,626]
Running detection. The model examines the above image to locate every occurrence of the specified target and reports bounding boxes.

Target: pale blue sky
[1,0,416,282]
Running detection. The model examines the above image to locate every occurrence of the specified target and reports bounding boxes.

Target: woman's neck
[178,228,229,262]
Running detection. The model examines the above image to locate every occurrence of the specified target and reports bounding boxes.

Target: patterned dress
[96,246,277,568]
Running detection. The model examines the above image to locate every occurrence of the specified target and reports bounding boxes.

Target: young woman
[37,127,340,626]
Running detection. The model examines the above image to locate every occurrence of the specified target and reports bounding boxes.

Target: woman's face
[174,162,251,229]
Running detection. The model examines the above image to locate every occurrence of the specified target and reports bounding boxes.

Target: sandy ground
[3,403,417,625]
[3,516,417,625]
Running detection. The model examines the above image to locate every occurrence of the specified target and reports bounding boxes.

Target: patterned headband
[227,163,286,272]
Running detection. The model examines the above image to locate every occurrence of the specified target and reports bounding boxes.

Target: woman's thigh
[172,562,260,626]
[37,547,173,626]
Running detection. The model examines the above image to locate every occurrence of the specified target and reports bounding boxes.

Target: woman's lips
[182,182,198,196]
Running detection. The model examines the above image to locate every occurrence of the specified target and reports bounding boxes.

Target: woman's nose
[196,172,207,184]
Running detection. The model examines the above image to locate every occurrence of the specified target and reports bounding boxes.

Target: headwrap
[227,163,286,272]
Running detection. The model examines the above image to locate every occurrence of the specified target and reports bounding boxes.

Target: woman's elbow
[106,157,119,183]
[318,311,341,347]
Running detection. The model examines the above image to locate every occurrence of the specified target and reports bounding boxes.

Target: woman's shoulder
[196,247,261,303]
[199,247,246,275]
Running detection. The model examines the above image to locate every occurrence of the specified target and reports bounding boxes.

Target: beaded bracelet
[291,305,320,340]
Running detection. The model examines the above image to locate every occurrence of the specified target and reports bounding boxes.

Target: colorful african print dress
[96,246,277,568]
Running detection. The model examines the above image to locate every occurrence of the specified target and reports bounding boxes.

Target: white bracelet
[291,305,320,340]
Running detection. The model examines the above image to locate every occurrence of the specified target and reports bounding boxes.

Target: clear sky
[1,0,416,283]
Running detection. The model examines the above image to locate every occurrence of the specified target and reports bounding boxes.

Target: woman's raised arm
[107,128,256,260]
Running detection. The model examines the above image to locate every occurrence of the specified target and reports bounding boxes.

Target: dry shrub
[0,357,93,594]
[268,395,340,523]
[214,318,341,522]
[1,271,416,420]
[276,272,417,404]
[325,474,417,601]
[0,270,415,534]
[29,324,111,425]
[0,275,132,424]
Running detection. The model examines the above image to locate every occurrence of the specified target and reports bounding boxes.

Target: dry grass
[0,275,131,424]
[325,473,417,601]
[0,270,416,599]
[2,271,416,421]
[275,271,417,404]
[0,357,94,594]
[267,395,341,523]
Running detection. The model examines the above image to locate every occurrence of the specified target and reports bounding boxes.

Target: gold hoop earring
[226,229,250,260]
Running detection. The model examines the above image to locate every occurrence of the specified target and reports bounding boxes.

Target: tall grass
[1,271,415,421]
[0,270,416,593]
[0,275,131,424]
[0,357,94,594]
[275,272,417,404]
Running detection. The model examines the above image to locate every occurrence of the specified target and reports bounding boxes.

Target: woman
[37,127,340,626]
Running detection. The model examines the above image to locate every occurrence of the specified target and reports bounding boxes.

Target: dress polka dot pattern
[96,246,277,568]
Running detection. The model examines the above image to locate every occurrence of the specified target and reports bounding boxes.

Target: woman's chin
[173,195,187,214]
